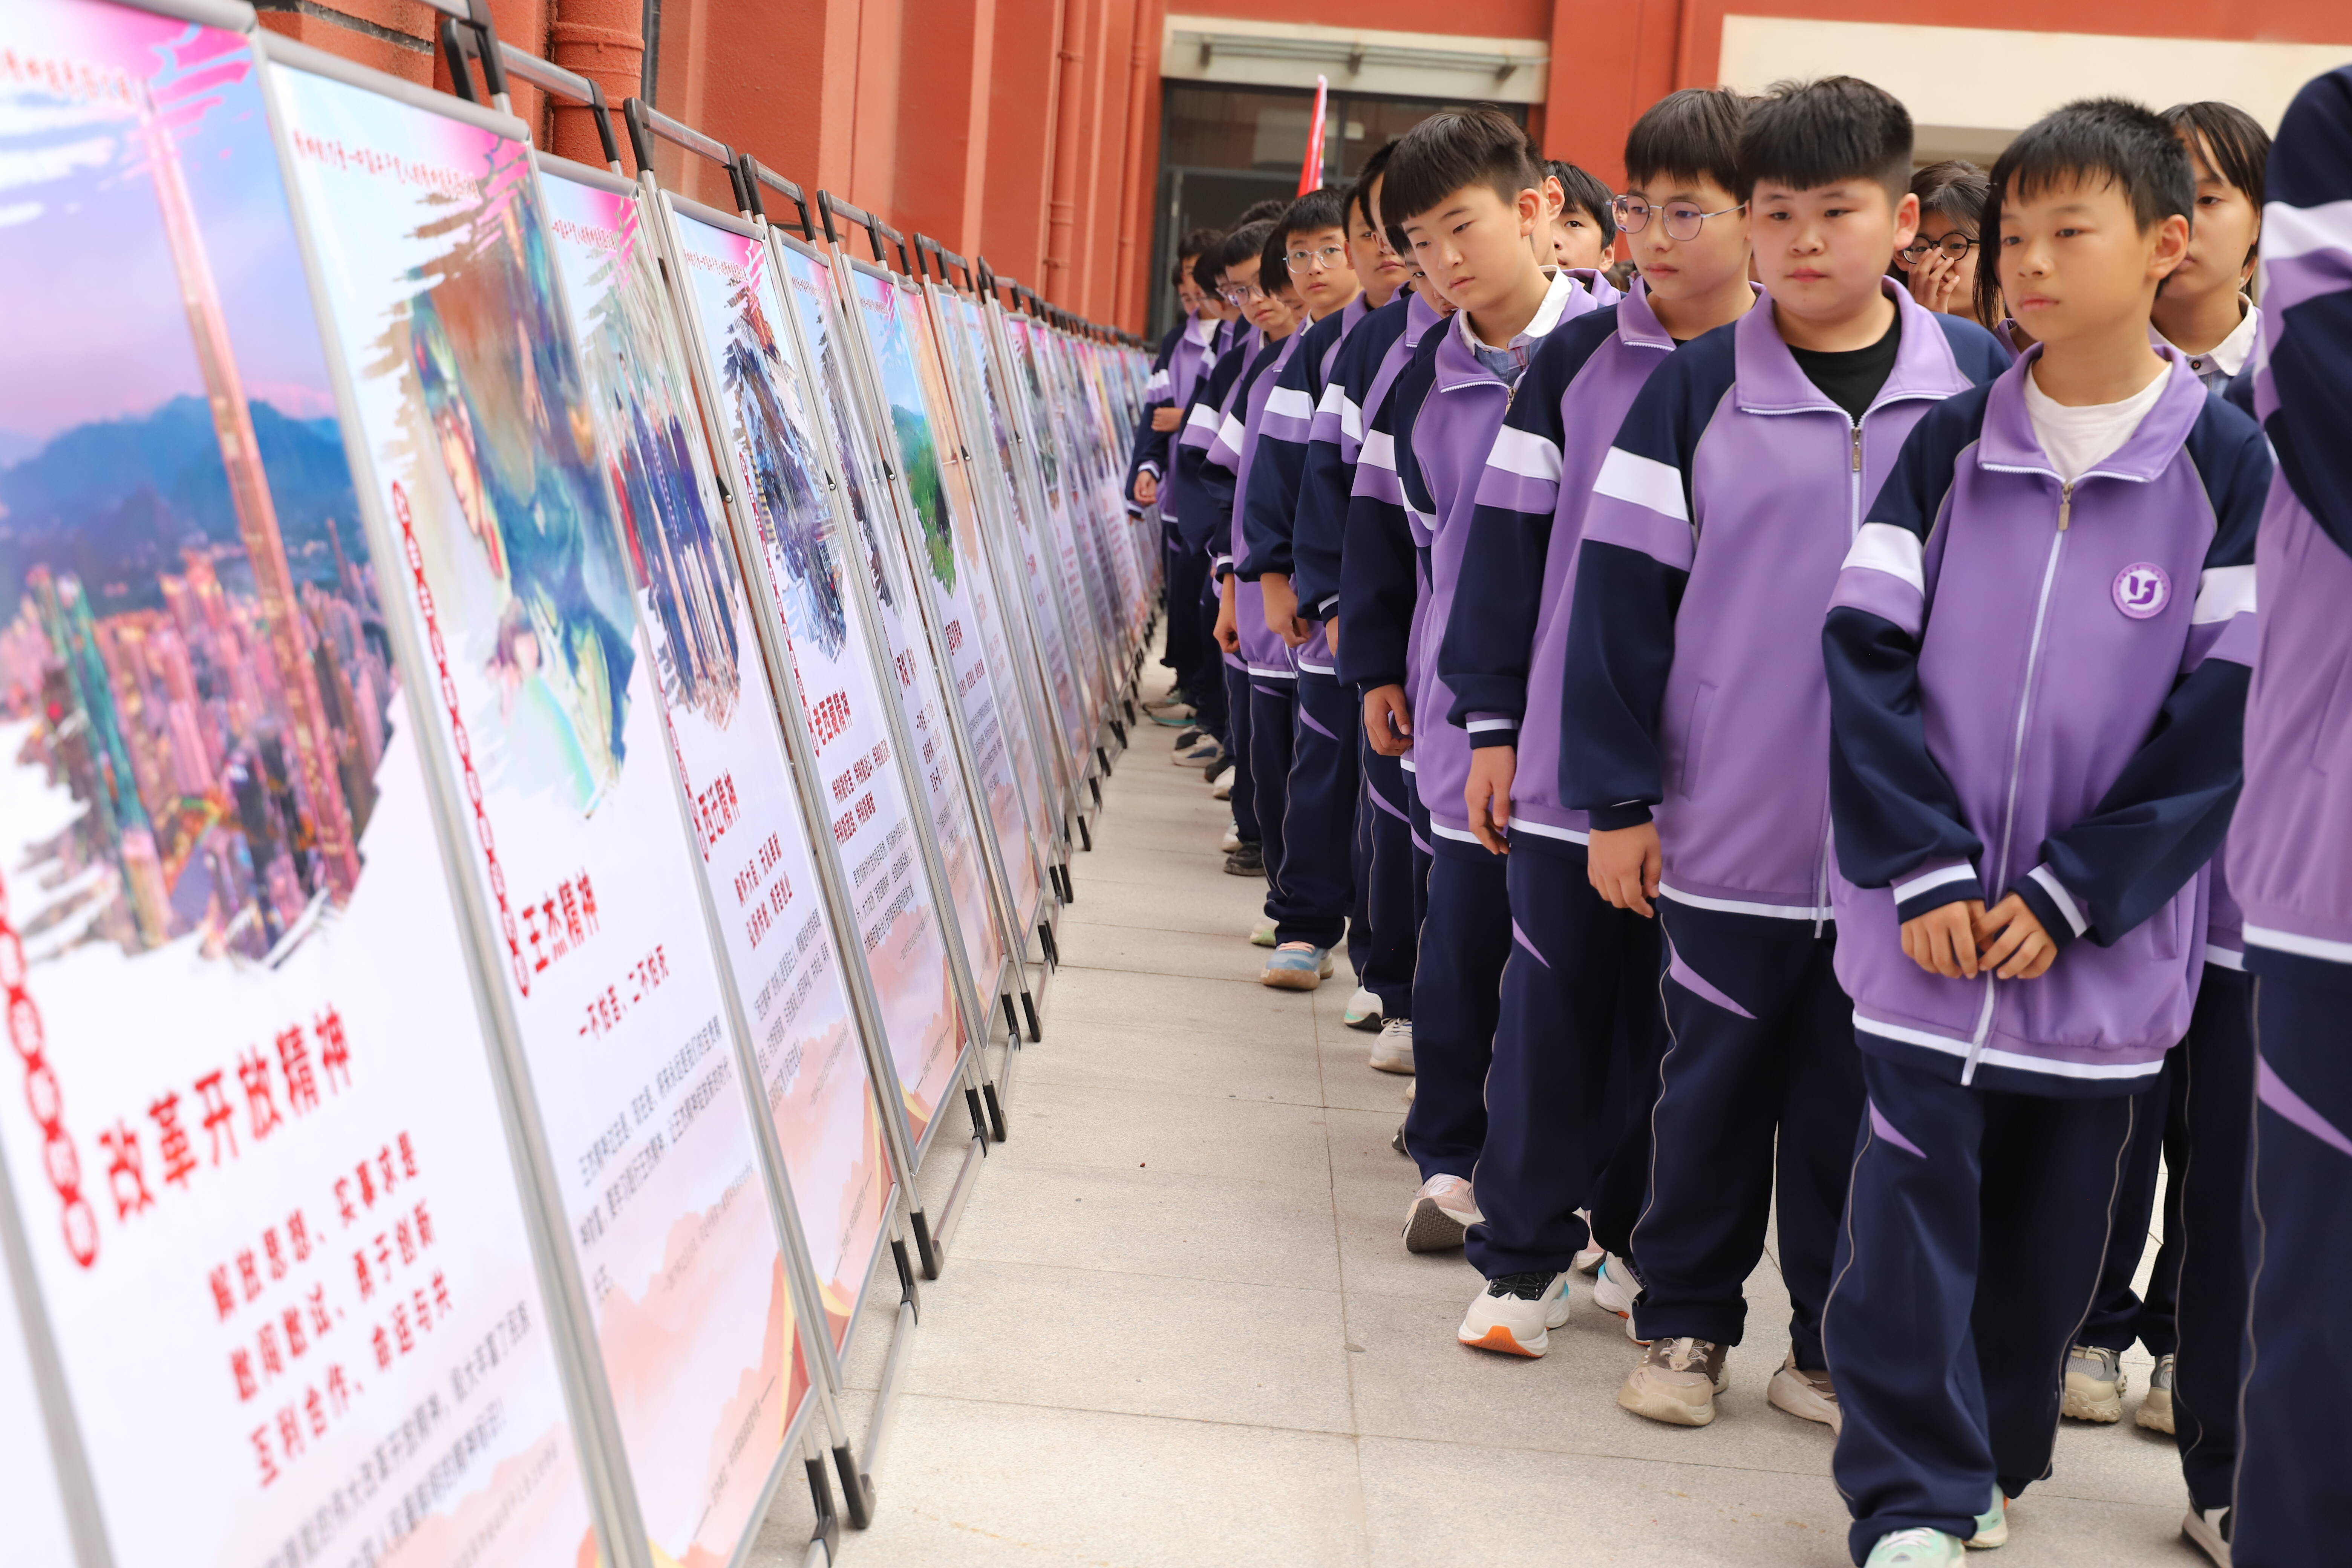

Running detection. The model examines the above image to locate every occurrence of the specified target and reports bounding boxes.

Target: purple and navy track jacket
[1237,294,1372,676]
[1292,294,1415,620]
[1559,281,2007,919]
[1206,331,1306,678]
[1334,290,1450,697]
[1122,318,1186,515]
[1171,325,1254,561]
[1138,313,1223,529]
[1439,281,1719,847]
[1824,346,2266,1095]
[2232,62,2352,994]
[1355,270,1616,840]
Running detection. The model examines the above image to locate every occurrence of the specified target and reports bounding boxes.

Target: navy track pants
[1269,669,1356,950]
[1400,835,1509,1182]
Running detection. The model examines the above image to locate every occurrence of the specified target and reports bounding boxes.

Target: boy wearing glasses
[1237,187,1383,991]
[1442,89,1758,1357]
[1560,77,2004,1427]
[1346,109,1618,1257]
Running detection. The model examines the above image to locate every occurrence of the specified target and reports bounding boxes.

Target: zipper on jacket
[1968,478,2073,1084]
[1818,417,1865,939]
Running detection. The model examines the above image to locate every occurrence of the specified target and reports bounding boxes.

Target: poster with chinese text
[270,54,793,1565]
[773,241,1006,1002]
[0,8,597,1563]
[538,161,890,1357]
[659,202,967,1158]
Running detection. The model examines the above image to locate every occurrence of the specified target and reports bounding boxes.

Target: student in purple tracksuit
[1351,107,1617,1257]
[1261,148,1416,1038]
[1176,228,1273,868]
[1815,101,2262,1568]
[1441,90,1758,1358]
[1561,77,2007,1430]
[1236,188,1366,992]
[2230,61,2352,1568]
[1130,233,1227,714]
[1196,225,1303,885]
[2065,107,2270,1487]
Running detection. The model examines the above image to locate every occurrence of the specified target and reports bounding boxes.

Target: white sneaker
[1767,1350,1842,1433]
[2061,1344,2124,1422]
[1458,1271,1571,1358]
[1865,1531,1966,1566]
[1368,1017,1414,1074]
[1210,778,1231,801]
[2137,1353,2176,1434]
[1618,1336,1729,1426]
[2182,1503,2232,1566]
[1341,985,1382,1031]
[1967,1489,2009,1549]
[1248,916,1277,947]
[1402,1173,1481,1253]
[1220,822,1242,852]
[1591,1253,1645,1342]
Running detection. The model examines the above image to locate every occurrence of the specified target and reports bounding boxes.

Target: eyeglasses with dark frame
[1218,281,1268,307]
[1899,233,1982,263]
[1611,196,1747,241]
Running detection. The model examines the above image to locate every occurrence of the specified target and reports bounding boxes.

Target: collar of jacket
[1403,287,1444,346]
[1976,340,2211,483]
[1616,277,1765,351]
[1185,312,1218,348]
[1433,269,1605,394]
[1732,277,1968,416]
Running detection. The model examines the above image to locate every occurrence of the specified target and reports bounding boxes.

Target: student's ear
[2151,212,2193,284]
[1518,185,1546,238]
[1891,190,1921,255]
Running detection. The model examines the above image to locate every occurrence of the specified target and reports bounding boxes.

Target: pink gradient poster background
[540,167,890,1356]
[663,207,966,1153]
[0,7,594,1565]
[271,59,790,1568]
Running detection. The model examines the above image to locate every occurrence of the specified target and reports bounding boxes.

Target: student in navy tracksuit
[2230,61,2352,1568]
[1130,233,1227,711]
[1816,101,2263,1568]
[2065,106,2269,1485]
[1261,147,1416,1037]
[1349,107,1617,1257]
[1175,230,1271,868]
[1205,233,1309,926]
[1441,90,1757,1357]
[1192,224,1303,883]
[1561,77,2007,1430]
[1235,188,1366,991]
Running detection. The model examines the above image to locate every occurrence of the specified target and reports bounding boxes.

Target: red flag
[1298,75,1328,195]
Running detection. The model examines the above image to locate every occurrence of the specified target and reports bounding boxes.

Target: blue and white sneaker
[1172,738,1222,767]
[1260,941,1333,990]
[1865,1531,1965,1566]
[1591,1252,1644,1341]
[1148,704,1194,726]
[1968,1490,2008,1548]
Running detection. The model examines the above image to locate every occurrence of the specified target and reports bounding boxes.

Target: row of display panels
[0,2,1153,1566]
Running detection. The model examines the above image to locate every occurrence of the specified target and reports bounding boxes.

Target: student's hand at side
[1213,577,1240,654]
[1151,407,1183,432]
[1900,900,1983,979]
[1972,895,2057,980]
[1133,471,1158,506]
[1325,616,1339,655]
[1260,574,1310,646]
[1363,684,1412,756]
[1588,822,1660,918]
[1464,747,1514,855]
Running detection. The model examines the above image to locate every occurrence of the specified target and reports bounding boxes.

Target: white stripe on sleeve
[1592,447,1689,523]
[1842,522,1926,593]
[2028,865,2089,937]
[2191,563,2256,624]
[1486,424,1562,484]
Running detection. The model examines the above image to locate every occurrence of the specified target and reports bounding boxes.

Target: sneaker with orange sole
[1457,1271,1572,1357]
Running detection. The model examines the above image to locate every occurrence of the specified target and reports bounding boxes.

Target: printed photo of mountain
[850,271,958,595]
[0,13,385,967]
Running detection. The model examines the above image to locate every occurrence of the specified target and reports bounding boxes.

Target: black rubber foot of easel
[982,1080,1008,1142]
[806,1455,843,1555]
[963,1086,992,1154]
[1019,988,1041,1042]
[1000,992,1020,1041]
[909,1210,940,1280]
[1077,813,1094,850]
[832,1444,875,1531]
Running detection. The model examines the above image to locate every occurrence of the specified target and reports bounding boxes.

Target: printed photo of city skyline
[0,15,388,966]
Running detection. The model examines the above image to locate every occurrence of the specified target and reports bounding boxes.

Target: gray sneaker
[2137,1352,2176,1434]
[1768,1349,1842,1433]
[2062,1343,2125,1422]
[1619,1336,1730,1426]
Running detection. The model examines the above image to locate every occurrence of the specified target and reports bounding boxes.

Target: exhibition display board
[0,0,1152,1557]
[0,6,605,1564]
[837,268,1050,943]
[534,156,891,1361]
[654,195,978,1163]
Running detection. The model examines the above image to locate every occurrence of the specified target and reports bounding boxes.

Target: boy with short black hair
[1561,75,2004,1426]
[1134,229,1228,728]
[1236,185,1385,990]
[1816,97,2262,1567]
[1175,222,1282,871]
[1443,86,1756,1356]
[1289,145,1431,1055]
[1346,104,1618,1254]
[1547,158,1619,272]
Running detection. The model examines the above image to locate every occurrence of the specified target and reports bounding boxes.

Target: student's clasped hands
[1900,896,2057,981]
